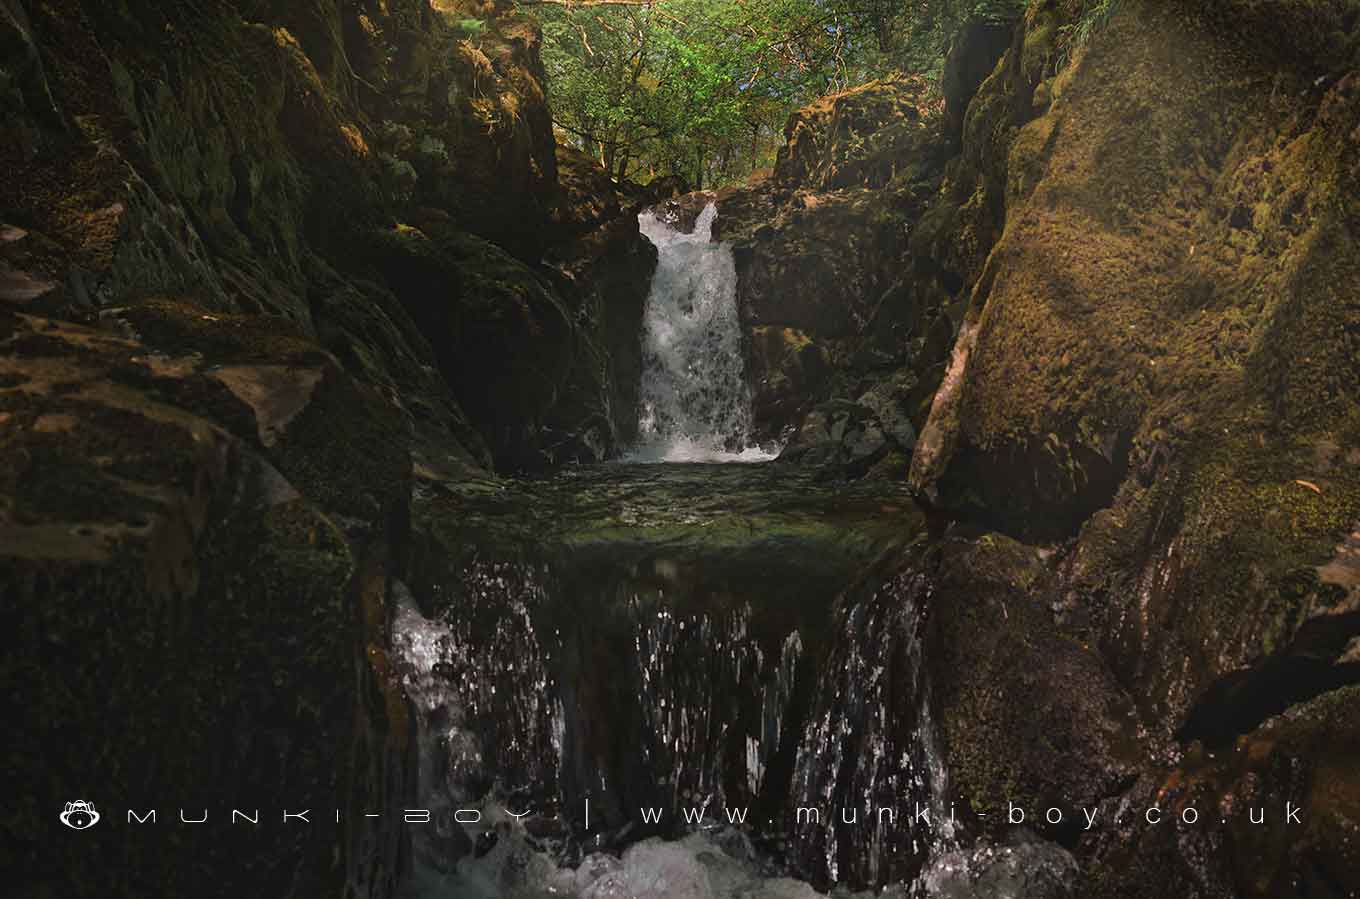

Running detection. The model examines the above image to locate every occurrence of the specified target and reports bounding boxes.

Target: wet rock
[777,400,890,478]
[786,560,944,890]
[648,190,717,234]
[917,837,1079,899]
[1081,686,1360,899]
[925,536,1145,835]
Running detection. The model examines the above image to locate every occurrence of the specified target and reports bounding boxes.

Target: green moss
[269,370,411,522]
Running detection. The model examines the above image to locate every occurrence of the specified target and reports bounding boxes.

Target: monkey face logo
[60,801,100,830]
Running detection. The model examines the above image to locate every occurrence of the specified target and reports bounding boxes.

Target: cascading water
[628,203,776,462]
[789,568,954,890]
[390,567,565,897]
[390,463,991,897]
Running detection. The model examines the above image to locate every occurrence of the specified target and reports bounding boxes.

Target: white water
[627,203,777,463]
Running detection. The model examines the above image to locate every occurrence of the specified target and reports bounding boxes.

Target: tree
[527,0,1025,187]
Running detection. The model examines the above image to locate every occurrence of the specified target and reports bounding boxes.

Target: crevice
[1177,611,1360,748]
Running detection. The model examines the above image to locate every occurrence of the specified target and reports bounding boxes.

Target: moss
[1170,421,1360,651]
[269,369,411,523]
[775,75,939,191]
[114,298,325,364]
[918,0,1360,559]
[920,535,1144,834]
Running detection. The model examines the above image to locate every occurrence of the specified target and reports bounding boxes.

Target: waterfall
[388,466,954,896]
[789,568,954,889]
[390,568,564,897]
[627,203,776,463]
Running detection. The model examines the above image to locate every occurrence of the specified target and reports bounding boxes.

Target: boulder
[774,75,939,192]
[709,73,955,449]
[924,536,1145,835]
[776,400,891,478]
[910,2,1360,750]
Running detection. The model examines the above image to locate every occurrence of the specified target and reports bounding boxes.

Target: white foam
[626,204,776,464]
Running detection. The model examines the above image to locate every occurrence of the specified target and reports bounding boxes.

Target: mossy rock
[774,74,939,192]
[363,223,574,468]
[923,535,1145,835]
[101,297,412,523]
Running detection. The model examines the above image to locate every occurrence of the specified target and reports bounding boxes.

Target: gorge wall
[688,1,1360,894]
[2,0,660,895]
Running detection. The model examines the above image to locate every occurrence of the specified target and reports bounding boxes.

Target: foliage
[527,0,1028,188]
[456,18,487,38]
[1056,0,1120,67]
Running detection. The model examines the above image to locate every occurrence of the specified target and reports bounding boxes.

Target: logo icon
[60,800,100,830]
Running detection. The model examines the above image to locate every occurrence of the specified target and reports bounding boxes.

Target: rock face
[1,306,412,898]
[913,0,1360,725]
[709,76,962,447]
[676,0,1360,890]
[2,0,656,895]
[1,0,654,471]
[898,1,1360,895]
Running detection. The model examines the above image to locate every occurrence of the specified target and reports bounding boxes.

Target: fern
[1057,0,1120,68]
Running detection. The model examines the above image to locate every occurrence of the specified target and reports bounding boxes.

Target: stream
[391,207,1069,898]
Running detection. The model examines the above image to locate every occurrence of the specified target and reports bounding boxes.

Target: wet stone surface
[400,462,928,887]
